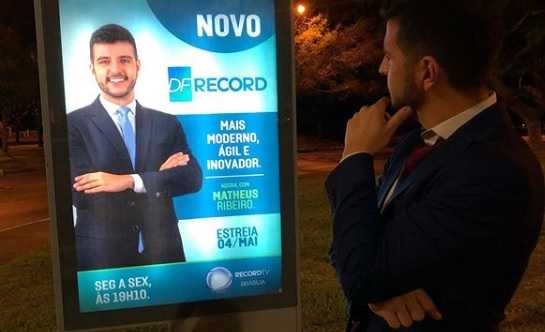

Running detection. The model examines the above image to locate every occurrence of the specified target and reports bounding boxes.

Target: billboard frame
[34,0,299,330]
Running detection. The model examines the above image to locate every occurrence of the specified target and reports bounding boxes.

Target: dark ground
[0,144,48,264]
[0,138,543,332]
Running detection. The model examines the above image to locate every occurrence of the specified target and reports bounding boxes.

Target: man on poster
[68,24,202,270]
[326,1,544,331]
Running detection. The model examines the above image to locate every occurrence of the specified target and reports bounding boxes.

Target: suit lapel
[88,98,133,168]
[135,102,152,171]
[388,137,463,203]
[381,105,505,212]
[377,160,403,209]
[377,130,422,208]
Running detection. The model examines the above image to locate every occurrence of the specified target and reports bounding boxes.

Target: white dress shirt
[421,92,498,145]
[99,96,146,193]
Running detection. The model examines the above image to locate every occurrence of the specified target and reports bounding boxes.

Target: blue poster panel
[58,0,281,312]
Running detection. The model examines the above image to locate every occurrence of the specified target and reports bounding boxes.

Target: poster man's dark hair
[89,24,138,61]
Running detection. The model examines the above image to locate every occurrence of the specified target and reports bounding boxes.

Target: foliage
[294,0,545,141]
[498,9,545,122]
[0,24,39,126]
[294,14,384,101]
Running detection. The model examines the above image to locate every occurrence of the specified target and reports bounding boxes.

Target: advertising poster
[58,0,282,312]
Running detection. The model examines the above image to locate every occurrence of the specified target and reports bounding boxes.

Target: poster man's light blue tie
[117,106,144,254]
[117,106,136,169]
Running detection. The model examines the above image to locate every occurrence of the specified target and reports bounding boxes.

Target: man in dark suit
[326,1,544,331]
[68,24,202,270]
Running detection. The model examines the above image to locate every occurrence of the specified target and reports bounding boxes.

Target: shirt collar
[422,91,497,145]
[99,95,137,117]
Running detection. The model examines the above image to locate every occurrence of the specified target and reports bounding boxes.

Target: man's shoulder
[450,132,541,186]
[67,102,99,122]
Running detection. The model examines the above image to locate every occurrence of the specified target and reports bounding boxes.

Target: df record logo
[168,66,268,102]
[147,0,275,53]
[168,67,193,102]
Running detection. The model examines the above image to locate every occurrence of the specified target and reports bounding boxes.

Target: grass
[1,172,544,331]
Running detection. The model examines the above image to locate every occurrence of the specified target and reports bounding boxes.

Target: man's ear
[90,63,95,76]
[418,56,439,91]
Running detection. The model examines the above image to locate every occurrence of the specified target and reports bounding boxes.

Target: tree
[497,6,545,149]
[294,14,385,137]
[295,15,383,99]
[295,0,545,145]
[0,24,39,148]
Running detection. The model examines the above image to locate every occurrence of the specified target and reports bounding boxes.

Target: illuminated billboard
[35,0,297,330]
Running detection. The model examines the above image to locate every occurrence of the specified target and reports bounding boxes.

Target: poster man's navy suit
[68,98,202,270]
[326,106,544,331]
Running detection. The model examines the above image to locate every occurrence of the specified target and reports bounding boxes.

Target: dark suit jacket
[68,97,202,270]
[326,105,544,332]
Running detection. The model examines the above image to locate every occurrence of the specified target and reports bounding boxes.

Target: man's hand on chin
[368,289,442,329]
[342,97,412,160]
[74,172,134,194]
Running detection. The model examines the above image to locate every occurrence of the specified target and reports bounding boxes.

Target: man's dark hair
[89,24,138,61]
[381,0,503,90]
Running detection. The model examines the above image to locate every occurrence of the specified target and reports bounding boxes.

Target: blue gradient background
[59,0,283,312]
[59,0,278,115]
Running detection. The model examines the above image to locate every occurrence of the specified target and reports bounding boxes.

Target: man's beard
[391,69,424,111]
[97,77,136,100]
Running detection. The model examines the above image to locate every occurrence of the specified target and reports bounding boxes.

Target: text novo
[197,14,261,38]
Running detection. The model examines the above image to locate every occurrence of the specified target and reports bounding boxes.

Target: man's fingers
[373,96,390,112]
[162,152,184,166]
[76,180,101,192]
[385,106,412,134]
[368,302,402,329]
[160,153,190,171]
[357,105,369,114]
[405,293,426,322]
[174,152,187,159]
[160,155,177,168]
[160,161,174,171]
[74,174,100,189]
[74,173,91,182]
[74,174,91,184]
[415,290,442,320]
[380,311,401,329]
[84,186,105,194]
[160,162,175,171]
[161,153,183,169]
[75,172,102,184]
[169,153,188,163]
[368,303,379,312]
[368,290,438,329]
[396,305,414,328]
[169,157,189,168]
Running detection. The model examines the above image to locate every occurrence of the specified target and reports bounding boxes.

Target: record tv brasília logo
[206,267,233,293]
[168,66,268,103]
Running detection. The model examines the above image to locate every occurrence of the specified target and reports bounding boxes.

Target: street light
[296,4,306,15]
